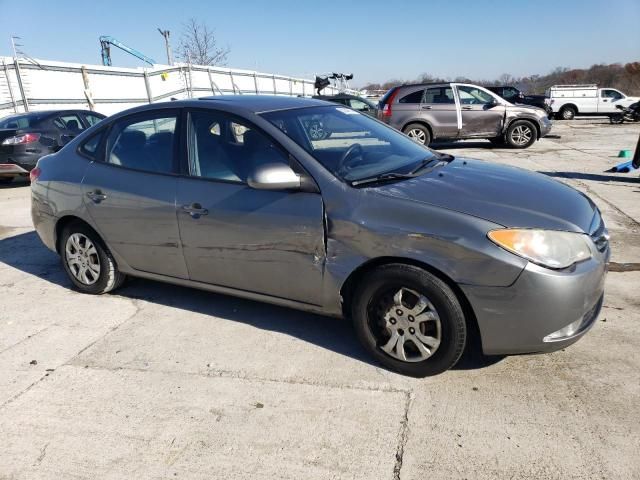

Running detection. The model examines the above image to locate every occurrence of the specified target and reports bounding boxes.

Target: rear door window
[105,112,178,174]
[423,87,455,104]
[54,114,85,133]
[84,113,104,127]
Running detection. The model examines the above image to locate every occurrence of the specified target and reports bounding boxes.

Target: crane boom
[99,36,156,67]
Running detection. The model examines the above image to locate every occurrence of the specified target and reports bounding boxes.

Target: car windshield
[0,113,46,129]
[260,105,436,182]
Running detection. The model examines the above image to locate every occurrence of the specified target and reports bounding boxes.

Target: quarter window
[423,87,455,104]
[85,113,104,126]
[188,110,289,183]
[398,90,425,104]
[349,99,372,111]
[105,113,177,174]
[79,130,105,159]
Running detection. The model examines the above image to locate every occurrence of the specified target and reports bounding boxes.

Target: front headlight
[488,229,592,269]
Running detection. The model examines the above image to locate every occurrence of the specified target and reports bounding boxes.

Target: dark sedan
[0,109,105,183]
[312,94,378,117]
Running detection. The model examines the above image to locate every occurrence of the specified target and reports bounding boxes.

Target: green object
[618,150,632,158]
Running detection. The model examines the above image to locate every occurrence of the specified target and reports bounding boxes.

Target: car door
[175,108,325,304]
[599,89,624,113]
[81,109,189,279]
[392,87,424,129]
[420,86,459,138]
[455,85,506,137]
[53,113,86,147]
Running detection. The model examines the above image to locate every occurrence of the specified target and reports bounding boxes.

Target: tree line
[362,63,640,96]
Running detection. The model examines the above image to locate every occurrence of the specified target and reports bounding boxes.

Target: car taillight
[29,167,41,182]
[381,88,400,117]
[1,133,41,145]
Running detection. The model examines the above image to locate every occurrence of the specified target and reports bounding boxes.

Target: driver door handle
[421,105,432,110]
[182,203,209,218]
[86,190,107,203]
[461,106,473,110]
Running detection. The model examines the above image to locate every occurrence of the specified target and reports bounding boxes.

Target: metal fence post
[253,73,259,94]
[2,60,18,113]
[13,58,28,112]
[272,74,277,94]
[229,71,236,94]
[302,81,306,97]
[187,64,193,98]
[81,66,95,110]
[143,71,153,103]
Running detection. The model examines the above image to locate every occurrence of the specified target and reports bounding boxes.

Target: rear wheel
[403,123,431,146]
[60,222,126,294]
[506,120,537,149]
[351,264,467,377]
[609,114,624,125]
[559,106,576,120]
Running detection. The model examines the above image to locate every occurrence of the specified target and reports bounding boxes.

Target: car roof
[0,109,98,120]
[198,95,329,113]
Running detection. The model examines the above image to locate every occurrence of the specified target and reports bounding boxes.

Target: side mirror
[247,163,301,191]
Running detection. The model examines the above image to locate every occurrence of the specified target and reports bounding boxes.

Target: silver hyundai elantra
[30,96,609,376]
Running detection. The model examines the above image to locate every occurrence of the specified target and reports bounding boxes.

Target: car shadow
[432,140,497,150]
[0,230,504,373]
[540,171,640,183]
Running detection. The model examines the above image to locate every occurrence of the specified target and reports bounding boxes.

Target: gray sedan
[30,96,609,377]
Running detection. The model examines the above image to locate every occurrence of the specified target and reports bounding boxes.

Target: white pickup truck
[546,84,640,120]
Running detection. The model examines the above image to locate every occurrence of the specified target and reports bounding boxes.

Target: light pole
[157,28,173,66]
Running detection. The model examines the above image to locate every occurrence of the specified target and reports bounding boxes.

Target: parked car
[31,96,608,377]
[312,94,379,117]
[546,84,640,120]
[0,109,105,183]
[378,83,552,148]
[486,85,552,115]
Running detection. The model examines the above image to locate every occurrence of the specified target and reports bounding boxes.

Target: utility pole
[157,29,173,66]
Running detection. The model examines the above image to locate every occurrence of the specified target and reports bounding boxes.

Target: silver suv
[378,82,552,148]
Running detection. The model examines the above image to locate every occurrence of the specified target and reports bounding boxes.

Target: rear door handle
[86,190,107,203]
[182,203,208,218]
[421,105,432,110]
[462,106,473,110]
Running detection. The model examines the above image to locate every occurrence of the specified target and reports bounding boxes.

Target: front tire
[351,264,467,377]
[505,120,537,149]
[403,123,431,146]
[559,106,576,120]
[60,222,126,294]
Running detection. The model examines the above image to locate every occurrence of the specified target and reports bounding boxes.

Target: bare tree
[177,18,230,66]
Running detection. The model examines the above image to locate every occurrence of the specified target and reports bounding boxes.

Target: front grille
[589,210,609,253]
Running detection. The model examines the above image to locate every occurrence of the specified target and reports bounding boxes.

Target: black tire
[60,222,126,294]
[403,123,431,146]
[489,136,505,147]
[0,177,13,185]
[351,264,467,377]
[505,120,537,149]
[559,106,576,120]
[609,114,624,125]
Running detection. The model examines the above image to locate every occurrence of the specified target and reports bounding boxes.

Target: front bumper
[461,249,609,355]
[539,116,553,137]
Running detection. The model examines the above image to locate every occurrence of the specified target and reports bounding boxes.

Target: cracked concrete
[0,118,639,479]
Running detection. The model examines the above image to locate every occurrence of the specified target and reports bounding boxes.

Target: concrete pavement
[0,119,639,479]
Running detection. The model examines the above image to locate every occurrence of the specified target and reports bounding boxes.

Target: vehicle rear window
[0,113,46,129]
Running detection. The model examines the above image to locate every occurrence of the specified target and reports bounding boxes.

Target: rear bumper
[0,151,40,177]
[461,249,609,355]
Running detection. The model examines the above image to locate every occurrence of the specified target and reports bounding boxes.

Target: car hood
[373,158,596,233]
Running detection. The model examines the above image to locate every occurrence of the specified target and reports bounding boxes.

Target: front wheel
[351,264,467,377]
[60,222,126,294]
[609,114,624,124]
[403,123,431,146]
[559,106,576,120]
[506,120,537,149]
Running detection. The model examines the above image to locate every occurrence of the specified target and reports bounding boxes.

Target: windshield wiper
[409,153,454,174]
[351,171,416,187]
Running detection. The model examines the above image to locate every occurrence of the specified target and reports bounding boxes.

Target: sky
[1,0,639,86]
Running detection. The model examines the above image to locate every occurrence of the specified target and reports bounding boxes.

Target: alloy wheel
[65,233,101,285]
[370,287,442,362]
[407,129,427,144]
[510,125,533,146]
